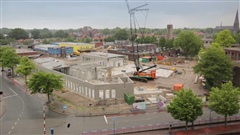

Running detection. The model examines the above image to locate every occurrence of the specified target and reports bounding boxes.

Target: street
[1,73,240,134]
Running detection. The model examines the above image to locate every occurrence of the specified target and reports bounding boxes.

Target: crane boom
[125,0,156,82]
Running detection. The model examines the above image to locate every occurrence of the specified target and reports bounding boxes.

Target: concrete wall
[36,65,134,100]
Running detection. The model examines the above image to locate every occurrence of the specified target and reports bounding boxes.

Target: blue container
[65,47,73,54]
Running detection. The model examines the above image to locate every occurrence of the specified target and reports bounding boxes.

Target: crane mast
[125,0,157,82]
[125,0,148,72]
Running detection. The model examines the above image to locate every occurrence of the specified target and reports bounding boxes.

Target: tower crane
[125,0,157,83]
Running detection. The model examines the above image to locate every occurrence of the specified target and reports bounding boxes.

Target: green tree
[8,28,28,40]
[27,71,63,103]
[167,89,203,130]
[193,44,233,88]
[209,82,240,127]
[0,39,10,45]
[174,31,203,58]
[31,29,40,39]
[23,40,33,45]
[54,30,68,38]
[102,28,111,35]
[1,47,19,76]
[215,29,236,47]
[16,56,36,84]
[42,39,51,44]
[165,39,174,49]
[114,29,128,40]
[65,37,75,42]
[234,32,240,44]
[105,36,116,42]
[40,28,53,38]
[82,37,92,43]
[158,37,166,48]
[0,33,4,39]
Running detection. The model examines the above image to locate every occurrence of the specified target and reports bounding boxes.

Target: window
[105,90,110,99]
[111,89,116,98]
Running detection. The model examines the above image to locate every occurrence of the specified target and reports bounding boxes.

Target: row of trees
[168,29,240,130]
[0,46,63,102]
[167,82,240,130]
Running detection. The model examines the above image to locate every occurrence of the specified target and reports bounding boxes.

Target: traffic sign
[50,128,54,135]
[63,105,67,110]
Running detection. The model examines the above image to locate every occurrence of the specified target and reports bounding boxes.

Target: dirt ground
[13,57,207,116]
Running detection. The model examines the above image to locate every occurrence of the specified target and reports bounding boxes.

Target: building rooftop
[224,47,240,51]
[81,52,127,58]
[34,57,69,69]
[53,42,94,46]
[16,48,36,54]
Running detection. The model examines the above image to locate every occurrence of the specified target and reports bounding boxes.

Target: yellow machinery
[73,51,81,56]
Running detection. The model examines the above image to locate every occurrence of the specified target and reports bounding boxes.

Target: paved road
[1,73,240,134]
[0,74,65,134]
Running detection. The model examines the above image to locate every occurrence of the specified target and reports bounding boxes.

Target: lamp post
[209,108,212,127]
[0,91,3,102]
[112,117,117,135]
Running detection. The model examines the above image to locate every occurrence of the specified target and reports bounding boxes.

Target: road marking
[104,115,108,124]
[9,88,18,96]
[14,122,17,125]
[8,131,11,134]
[2,95,18,99]
[11,126,14,130]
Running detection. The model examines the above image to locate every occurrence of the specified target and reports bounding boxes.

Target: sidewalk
[174,123,240,135]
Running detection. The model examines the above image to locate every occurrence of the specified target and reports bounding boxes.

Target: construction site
[11,36,204,116]
[13,1,206,115]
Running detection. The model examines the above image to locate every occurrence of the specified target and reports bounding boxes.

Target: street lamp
[112,117,117,135]
[0,91,3,102]
[209,108,212,127]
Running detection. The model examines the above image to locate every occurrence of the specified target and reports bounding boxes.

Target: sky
[0,0,240,29]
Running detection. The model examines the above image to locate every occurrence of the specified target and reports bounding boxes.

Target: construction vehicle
[73,50,81,56]
[126,0,156,83]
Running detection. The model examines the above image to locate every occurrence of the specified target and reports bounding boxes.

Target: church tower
[233,10,239,34]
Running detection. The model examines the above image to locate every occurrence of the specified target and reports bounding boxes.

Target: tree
[8,28,28,40]
[234,32,240,44]
[215,29,236,47]
[209,82,240,127]
[16,57,36,84]
[27,71,63,103]
[31,29,40,39]
[40,28,53,38]
[158,37,166,48]
[0,33,4,39]
[82,37,92,43]
[167,89,203,130]
[174,31,203,58]
[165,39,174,49]
[1,47,19,76]
[205,28,214,34]
[23,40,33,45]
[65,37,75,42]
[102,28,111,35]
[0,39,10,45]
[114,29,128,40]
[54,30,68,38]
[105,36,116,42]
[193,44,233,88]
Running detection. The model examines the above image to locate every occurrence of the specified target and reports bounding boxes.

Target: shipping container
[124,93,135,105]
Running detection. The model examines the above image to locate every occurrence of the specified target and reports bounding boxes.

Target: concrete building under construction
[33,52,134,100]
